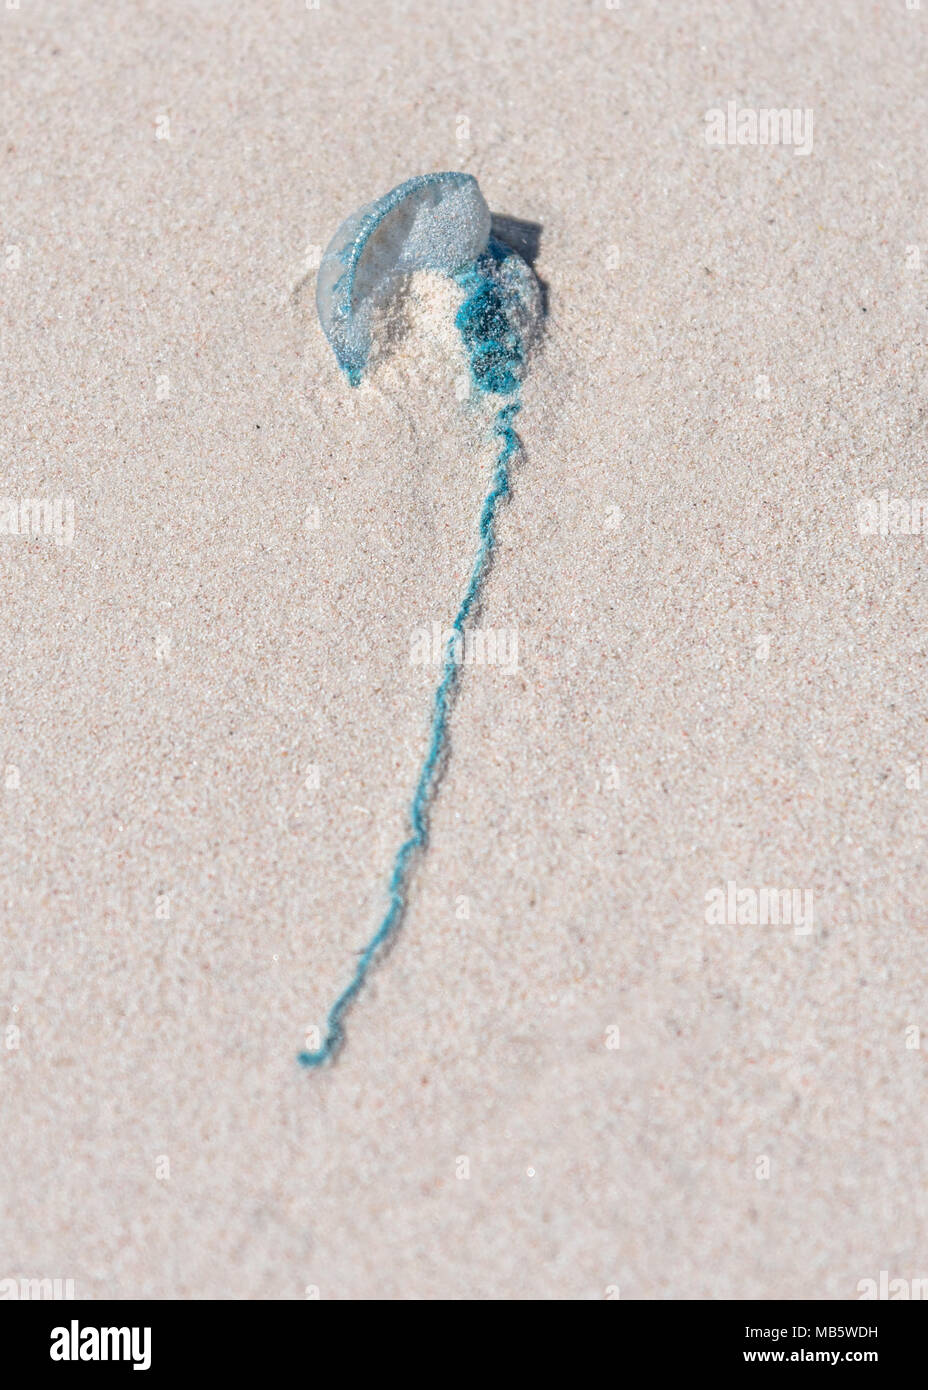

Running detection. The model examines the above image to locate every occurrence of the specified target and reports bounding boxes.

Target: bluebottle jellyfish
[301,172,542,1067]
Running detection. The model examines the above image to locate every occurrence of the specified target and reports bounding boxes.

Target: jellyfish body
[316,171,540,393]
[304,174,540,1068]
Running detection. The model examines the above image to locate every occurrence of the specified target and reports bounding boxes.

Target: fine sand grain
[1,0,926,1298]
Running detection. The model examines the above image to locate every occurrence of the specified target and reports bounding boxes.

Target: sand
[1,0,927,1299]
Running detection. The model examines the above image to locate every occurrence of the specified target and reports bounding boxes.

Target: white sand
[1,0,927,1299]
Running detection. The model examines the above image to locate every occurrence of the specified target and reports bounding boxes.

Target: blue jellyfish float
[302,172,542,1067]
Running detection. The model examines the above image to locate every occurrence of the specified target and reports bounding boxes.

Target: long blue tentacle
[298,400,521,1067]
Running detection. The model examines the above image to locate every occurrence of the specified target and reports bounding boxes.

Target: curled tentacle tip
[298,1051,329,1069]
[298,1039,339,1068]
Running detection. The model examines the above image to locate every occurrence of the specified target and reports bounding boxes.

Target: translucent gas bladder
[315,172,540,391]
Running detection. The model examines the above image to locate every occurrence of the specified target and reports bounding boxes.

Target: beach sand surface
[1,0,926,1298]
